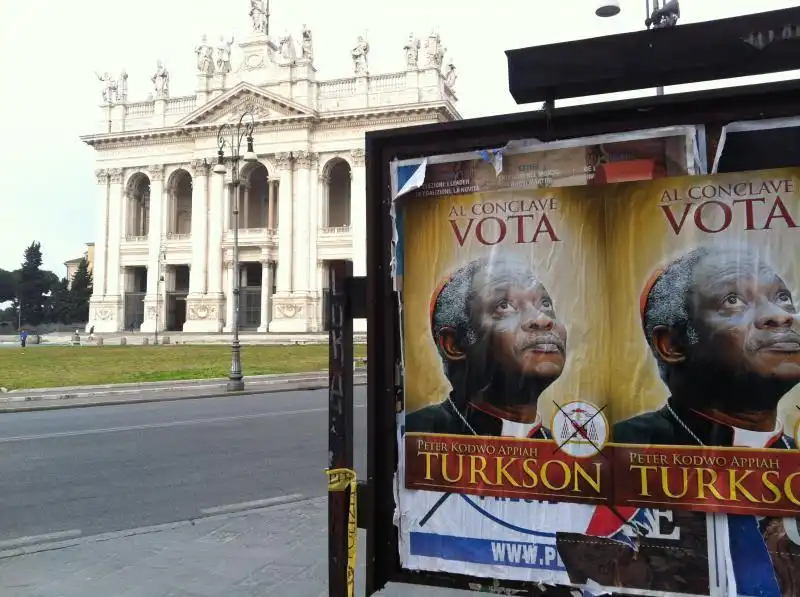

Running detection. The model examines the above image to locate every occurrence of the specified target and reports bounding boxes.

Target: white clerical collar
[501,416,543,439]
[732,421,784,449]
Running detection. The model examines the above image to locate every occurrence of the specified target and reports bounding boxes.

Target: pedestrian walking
[19,329,28,348]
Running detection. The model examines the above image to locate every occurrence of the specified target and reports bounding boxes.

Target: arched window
[126,173,151,238]
[168,169,193,235]
[324,159,351,228]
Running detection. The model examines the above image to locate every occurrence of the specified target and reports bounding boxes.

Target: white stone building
[84,5,460,334]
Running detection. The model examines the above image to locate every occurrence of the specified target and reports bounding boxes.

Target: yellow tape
[326,467,357,597]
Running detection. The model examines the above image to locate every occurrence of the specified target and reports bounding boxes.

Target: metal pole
[328,259,354,596]
[228,168,244,392]
[215,111,254,393]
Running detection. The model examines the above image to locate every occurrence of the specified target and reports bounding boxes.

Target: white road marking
[201,494,306,515]
[0,404,366,442]
[0,530,82,550]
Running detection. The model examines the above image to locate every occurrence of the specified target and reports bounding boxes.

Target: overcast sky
[0,0,797,275]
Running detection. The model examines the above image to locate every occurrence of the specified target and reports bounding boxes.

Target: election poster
[392,150,800,596]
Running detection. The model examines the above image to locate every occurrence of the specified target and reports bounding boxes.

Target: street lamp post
[213,112,258,392]
[595,0,681,95]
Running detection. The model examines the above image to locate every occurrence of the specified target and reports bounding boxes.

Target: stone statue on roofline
[217,36,234,74]
[352,36,369,75]
[250,0,269,35]
[403,33,420,69]
[151,61,170,98]
[195,35,215,75]
[301,24,313,62]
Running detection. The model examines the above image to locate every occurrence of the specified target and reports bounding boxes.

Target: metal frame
[214,112,256,392]
[358,78,800,596]
[505,7,800,105]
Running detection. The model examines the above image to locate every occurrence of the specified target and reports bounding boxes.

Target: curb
[2,366,367,400]
[0,376,367,413]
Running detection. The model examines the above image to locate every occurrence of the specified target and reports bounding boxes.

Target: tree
[16,241,49,327]
[68,258,93,322]
[0,269,16,303]
[46,278,71,324]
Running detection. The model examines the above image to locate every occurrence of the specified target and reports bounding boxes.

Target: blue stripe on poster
[397,164,420,195]
[409,532,566,572]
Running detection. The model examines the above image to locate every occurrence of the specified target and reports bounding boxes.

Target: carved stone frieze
[275,302,303,319]
[294,150,315,169]
[95,169,109,185]
[274,152,293,170]
[350,148,366,167]
[95,308,113,321]
[108,168,124,184]
[188,302,217,320]
[190,159,208,177]
[148,164,165,181]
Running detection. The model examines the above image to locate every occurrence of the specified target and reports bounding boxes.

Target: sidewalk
[0,498,466,597]
[0,369,366,413]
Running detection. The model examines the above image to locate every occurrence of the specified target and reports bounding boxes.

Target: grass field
[0,344,366,390]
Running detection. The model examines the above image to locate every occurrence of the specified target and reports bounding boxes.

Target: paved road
[0,388,367,543]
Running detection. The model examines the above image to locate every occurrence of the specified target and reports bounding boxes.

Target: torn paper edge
[391,157,429,200]
[392,125,702,180]
[711,115,800,174]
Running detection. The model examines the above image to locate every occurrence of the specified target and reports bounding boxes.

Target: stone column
[269,152,298,332]
[182,165,226,333]
[304,163,321,331]
[188,159,209,295]
[319,174,330,228]
[207,171,225,297]
[92,170,110,298]
[141,164,166,334]
[267,180,276,230]
[223,260,235,332]
[242,182,250,229]
[104,168,125,331]
[350,149,367,276]
[350,149,367,333]
[274,152,293,293]
[87,169,110,333]
[292,151,313,294]
[257,258,273,332]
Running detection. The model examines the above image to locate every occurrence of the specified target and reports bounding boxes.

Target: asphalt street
[0,388,367,544]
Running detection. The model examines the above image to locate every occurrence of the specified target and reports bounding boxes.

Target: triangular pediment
[178,83,315,126]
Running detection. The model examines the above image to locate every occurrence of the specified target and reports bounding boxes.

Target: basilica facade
[85,7,460,333]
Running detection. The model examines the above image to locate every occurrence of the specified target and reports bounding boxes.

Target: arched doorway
[168,169,193,235]
[126,173,150,238]
[240,163,271,229]
[324,159,351,228]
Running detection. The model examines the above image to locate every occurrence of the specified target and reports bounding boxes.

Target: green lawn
[0,344,366,390]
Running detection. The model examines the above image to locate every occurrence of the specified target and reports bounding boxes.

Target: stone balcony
[223,227,278,248]
[317,226,353,259]
[99,67,454,134]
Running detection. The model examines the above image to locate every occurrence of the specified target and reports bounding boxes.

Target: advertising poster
[392,151,800,596]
